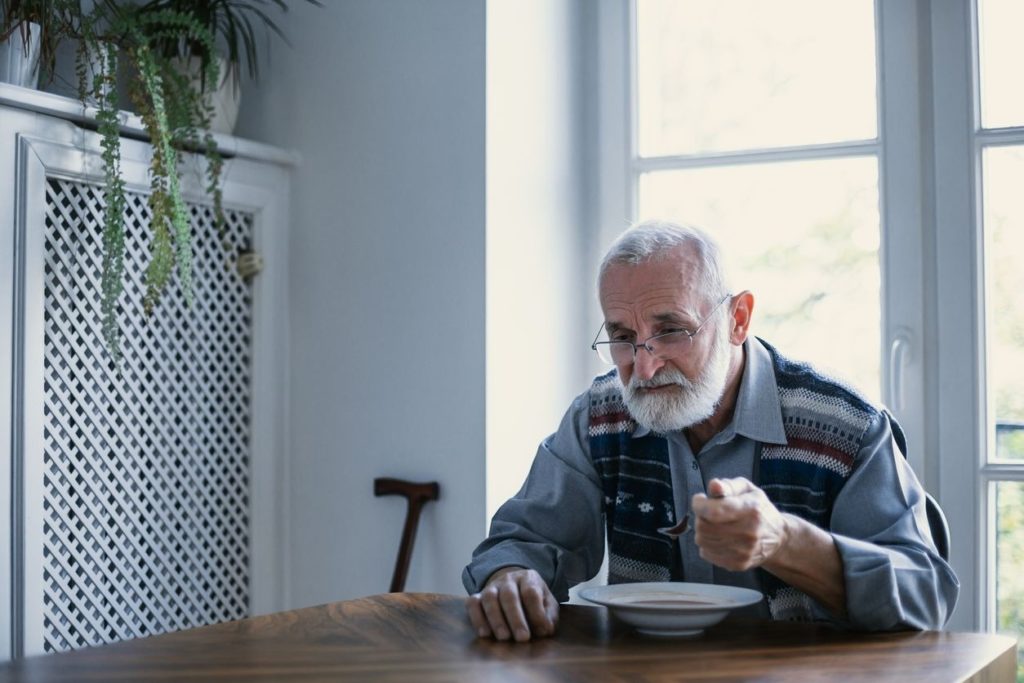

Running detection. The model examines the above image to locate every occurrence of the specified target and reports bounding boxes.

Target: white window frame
[930,0,983,633]
[595,0,999,632]
[932,0,1024,633]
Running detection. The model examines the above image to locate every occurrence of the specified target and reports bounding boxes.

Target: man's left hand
[691,477,790,571]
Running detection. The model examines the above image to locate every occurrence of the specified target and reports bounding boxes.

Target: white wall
[485,0,592,521]
[236,0,487,607]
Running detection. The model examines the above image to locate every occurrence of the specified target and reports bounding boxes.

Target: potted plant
[68,0,318,361]
[137,0,321,133]
[5,1,318,360]
[65,1,218,361]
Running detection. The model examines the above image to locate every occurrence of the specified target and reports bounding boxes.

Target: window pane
[639,157,880,400]
[636,0,877,157]
[995,481,1024,682]
[983,146,1024,461]
[978,0,1024,129]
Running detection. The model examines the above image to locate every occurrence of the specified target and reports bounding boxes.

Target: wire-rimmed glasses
[590,294,732,366]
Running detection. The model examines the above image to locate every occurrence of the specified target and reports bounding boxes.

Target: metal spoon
[657,513,692,539]
[657,491,724,539]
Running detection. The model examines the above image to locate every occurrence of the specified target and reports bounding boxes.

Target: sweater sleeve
[461,393,606,601]
[826,412,960,630]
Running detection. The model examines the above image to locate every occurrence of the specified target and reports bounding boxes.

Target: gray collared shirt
[463,338,960,630]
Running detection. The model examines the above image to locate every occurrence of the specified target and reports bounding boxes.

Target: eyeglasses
[591,294,732,366]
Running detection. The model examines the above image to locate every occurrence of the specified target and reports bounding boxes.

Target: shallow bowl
[578,582,763,637]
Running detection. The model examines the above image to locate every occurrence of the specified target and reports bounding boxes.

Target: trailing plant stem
[96,42,127,363]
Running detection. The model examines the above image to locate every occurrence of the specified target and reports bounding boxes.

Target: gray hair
[598,219,729,303]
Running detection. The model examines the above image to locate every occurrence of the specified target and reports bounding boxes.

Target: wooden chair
[373,478,440,592]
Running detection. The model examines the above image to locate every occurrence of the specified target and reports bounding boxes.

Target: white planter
[173,56,241,135]
[0,21,42,88]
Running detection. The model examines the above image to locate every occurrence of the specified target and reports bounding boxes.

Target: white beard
[620,323,733,433]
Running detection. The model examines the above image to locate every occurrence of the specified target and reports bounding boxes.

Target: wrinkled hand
[691,477,790,572]
[465,567,559,642]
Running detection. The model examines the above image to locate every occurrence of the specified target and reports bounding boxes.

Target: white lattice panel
[38,178,253,653]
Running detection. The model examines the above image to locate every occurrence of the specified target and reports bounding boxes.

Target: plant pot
[172,56,241,135]
[0,21,42,88]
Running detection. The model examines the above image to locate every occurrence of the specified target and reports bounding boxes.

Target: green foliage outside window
[996,479,1024,683]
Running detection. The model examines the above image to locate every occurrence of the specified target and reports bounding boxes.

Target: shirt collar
[630,336,787,445]
[732,337,788,445]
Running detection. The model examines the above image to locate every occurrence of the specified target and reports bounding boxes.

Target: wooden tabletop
[0,592,1017,682]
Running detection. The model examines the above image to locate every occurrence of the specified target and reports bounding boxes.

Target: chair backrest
[884,409,950,561]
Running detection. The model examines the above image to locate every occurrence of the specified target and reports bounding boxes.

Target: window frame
[957,0,1024,633]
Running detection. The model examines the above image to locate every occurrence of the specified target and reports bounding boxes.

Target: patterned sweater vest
[588,339,880,621]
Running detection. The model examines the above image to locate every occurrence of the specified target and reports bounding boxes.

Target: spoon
[657,513,692,539]
[657,491,724,539]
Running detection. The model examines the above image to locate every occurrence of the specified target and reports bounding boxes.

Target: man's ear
[729,291,755,345]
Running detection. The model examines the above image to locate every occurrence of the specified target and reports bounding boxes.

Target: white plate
[578,582,763,637]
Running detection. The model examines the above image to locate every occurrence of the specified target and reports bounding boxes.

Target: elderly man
[463,220,959,642]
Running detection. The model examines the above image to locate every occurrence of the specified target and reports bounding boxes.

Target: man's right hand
[465,567,559,642]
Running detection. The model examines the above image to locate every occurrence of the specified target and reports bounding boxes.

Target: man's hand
[692,476,847,617]
[465,567,559,642]
[691,477,789,571]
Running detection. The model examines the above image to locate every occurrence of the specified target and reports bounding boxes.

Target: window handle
[889,333,911,413]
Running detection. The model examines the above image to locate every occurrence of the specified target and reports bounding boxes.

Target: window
[632,0,882,398]
[978,0,1024,675]
[596,0,1018,659]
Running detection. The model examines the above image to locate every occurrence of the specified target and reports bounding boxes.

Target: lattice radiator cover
[39,177,254,653]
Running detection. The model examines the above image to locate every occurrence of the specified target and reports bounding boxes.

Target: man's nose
[631,346,665,381]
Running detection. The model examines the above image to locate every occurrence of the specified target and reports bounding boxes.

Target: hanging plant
[77,3,224,362]
[92,41,128,357]
[9,1,319,362]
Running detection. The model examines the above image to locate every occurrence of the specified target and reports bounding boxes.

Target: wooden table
[0,593,1017,682]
